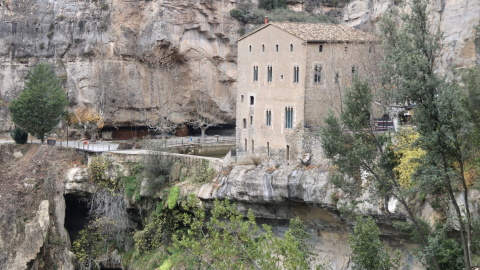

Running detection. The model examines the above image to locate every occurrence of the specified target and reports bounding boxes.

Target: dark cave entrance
[64,194,91,243]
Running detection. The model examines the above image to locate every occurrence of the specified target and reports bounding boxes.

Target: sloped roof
[238,22,376,43]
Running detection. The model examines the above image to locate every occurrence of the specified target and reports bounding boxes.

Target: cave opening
[64,194,91,243]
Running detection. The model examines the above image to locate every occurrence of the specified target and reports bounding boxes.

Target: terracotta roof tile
[239,22,376,43]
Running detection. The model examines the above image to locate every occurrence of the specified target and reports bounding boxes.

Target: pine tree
[349,217,400,270]
[9,63,68,143]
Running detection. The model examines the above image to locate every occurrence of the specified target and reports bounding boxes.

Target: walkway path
[0,135,235,153]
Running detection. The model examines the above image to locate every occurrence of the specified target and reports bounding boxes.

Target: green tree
[381,0,476,268]
[461,66,480,144]
[173,195,321,269]
[319,76,441,269]
[349,217,400,270]
[9,63,68,143]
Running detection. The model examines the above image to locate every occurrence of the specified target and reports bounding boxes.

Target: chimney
[265,16,268,25]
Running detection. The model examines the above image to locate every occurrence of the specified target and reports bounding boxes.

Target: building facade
[236,22,378,162]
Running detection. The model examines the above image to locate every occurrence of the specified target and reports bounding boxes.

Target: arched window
[266,110,272,126]
[267,65,273,82]
[262,44,265,52]
[290,44,293,52]
[249,45,252,52]
[314,65,322,83]
[293,65,299,83]
[285,107,294,129]
[243,118,247,129]
[276,44,279,52]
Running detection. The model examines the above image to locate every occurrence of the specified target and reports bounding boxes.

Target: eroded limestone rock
[65,166,94,195]
[7,200,50,270]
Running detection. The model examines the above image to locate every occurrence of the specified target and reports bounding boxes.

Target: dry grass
[238,154,263,166]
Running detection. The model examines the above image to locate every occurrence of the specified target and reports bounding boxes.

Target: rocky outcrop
[0,0,239,130]
[7,200,50,270]
[343,0,480,72]
[65,166,94,195]
[195,165,421,269]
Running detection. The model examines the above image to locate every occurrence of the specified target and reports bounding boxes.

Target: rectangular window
[314,65,322,83]
[250,115,253,125]
[243,118,247,129]
[267,65,272,82]
[293,66,299,83]
[250,96,254,105]
[319,45,323,52]
[285,107,293,129]
[251,140,254,153]
[253,66,258,82]
[266,110,272,126]
[241,95,244,103]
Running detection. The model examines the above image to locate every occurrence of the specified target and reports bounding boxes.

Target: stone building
[236,22,378,163]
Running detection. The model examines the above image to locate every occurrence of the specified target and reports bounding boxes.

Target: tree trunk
[458,159,473,261]
[41,137,44,144]
[162,131,167,141]
[90,129,97,143]
[442,154,471,270]
[200,127,207,140]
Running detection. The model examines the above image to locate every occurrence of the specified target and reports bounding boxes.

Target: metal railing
[68,135,235,152]
[158,135,235,148]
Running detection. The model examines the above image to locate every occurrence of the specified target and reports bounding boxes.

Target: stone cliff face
[343,0,480,72]
[194,164,425,270]
[0,0,478,130]
[0,0,239,129]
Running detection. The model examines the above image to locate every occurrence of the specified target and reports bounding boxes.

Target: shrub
[143,142,172,184]
[101,3,109,10]
[230,9,247,24]
[123,175,137,200]
[239,155,262,166]
[10,127,28,144]
[258,0,286,10]
[88,155,107,183]
[167,186,180,210]
[159,259,172,270]
[229,2,337,25]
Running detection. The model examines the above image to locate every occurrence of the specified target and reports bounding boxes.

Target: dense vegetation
[72,146,322,270]
[230,1,337,28]
[320,0,480,269]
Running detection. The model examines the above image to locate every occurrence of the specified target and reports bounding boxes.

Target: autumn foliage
[75,107,105,141]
